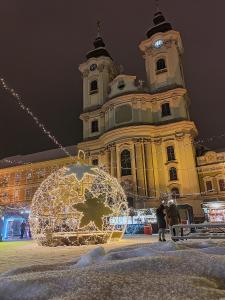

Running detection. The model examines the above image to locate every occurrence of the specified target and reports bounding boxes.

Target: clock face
[90,64,97,71]
[153,39,164,49]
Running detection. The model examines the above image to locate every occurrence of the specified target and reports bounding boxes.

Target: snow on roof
[0,145,77,169]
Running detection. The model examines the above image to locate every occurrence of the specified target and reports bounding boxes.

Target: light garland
[0,77,71,158]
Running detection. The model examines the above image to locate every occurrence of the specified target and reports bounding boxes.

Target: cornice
[78,121,197,150]
[79,87,187,118]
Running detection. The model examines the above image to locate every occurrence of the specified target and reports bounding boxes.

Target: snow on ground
[1,236,225,300]
[0,235,152,274]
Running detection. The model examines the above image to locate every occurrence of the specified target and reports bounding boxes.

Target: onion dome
[86,21,112,60]
[146,11,172,39]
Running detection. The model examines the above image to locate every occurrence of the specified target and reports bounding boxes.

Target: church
[0,10,225,236]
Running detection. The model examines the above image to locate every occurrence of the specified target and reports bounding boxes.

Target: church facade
[78,11,201,216]
[0,11,225,226]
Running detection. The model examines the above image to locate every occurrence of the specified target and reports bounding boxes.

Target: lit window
[121,150,132,176]
[91,120,99,133]
[156,58,166,71]
[14,190,19,200]
[169,167,177,181]
[92,159,98,166]
[15,173,21,183]
[26,188,33,199]
[37,169,45,179]
[219,179,225,191]
[206,181,213,192]
[26,171,32,180]
[161,103,171,117]
[2,192,8,200]
[90,80,98,94]
[0,176,9,187]
[167,146,175,161]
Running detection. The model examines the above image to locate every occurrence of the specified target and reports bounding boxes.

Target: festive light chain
[0,175,221,210]
[0,77,71,158]
[28,165,128,246]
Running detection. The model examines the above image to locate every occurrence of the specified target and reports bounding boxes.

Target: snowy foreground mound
[1,240,225,300]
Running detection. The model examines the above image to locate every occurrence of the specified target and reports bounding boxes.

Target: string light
[29,162,128,246]
[0,77,71,158]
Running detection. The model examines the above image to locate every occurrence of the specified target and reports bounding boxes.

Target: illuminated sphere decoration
[30,156,128,246]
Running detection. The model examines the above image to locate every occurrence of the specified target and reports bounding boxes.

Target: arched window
[91,120,99,133]
[206,180,213,192]
[219,179,225,191]
[156,58,166,71]
[167,146,175,161]
[161,103,171,117]
[90,80,98,93]
[169,167,177,181]
[171,187,180,199]
[121,150,132,176]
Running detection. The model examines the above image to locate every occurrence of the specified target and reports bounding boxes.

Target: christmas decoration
[30,157,128,246]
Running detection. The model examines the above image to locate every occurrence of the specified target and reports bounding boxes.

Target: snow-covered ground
[1,235,225,300]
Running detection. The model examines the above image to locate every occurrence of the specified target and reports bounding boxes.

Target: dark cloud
[0,0,224,158]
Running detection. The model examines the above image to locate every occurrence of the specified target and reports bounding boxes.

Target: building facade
[78,11,202,216]
[1,10,225,232]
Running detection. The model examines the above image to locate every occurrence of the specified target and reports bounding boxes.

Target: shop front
[0,208,31,241]
[202,200,225,223]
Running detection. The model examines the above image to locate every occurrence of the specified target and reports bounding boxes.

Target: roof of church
[0,145,77,169]
[86,36,112,60]
[146,11,172,39]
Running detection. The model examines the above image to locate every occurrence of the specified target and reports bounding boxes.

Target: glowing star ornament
[74,190,113,230]
[30,156,128,246]
[65,161,97,181]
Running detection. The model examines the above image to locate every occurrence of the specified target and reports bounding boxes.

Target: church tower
[79,23,118,112]
[78,13,202,217]
[139,11,185,93]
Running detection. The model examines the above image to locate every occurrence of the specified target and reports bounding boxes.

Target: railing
[171,223,225,240]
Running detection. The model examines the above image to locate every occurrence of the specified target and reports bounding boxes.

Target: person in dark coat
[156,203,166,242]
[166,201,181,237]
[20,221,26,239]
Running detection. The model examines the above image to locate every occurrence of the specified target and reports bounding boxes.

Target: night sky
[0,0,225,159]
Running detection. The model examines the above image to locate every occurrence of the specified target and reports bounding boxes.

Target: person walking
[166,201,181,238]
[156,203,166,242]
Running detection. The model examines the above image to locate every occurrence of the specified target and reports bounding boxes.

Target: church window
[90,80,98,94]
[206,180,213,192]
[161,103,171,117]
[121,150,132,176]
[117,80,125,90]
[219,179,225,191]
[169,167,177,181]
[91,120,99,133]
[92,159,98,166]
[167,146,175,161]
[156,58,166,71]
[171,187,180,199]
